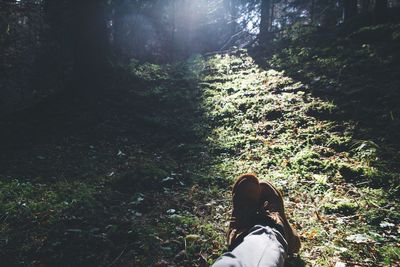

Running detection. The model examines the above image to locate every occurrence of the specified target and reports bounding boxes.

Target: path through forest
[1,50,399,266]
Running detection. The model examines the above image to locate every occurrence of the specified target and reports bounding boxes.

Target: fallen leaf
[185,234,201,242]
[175,250,187,260]
[314,211,324,221]
[154,260,168,267]
[346,234,372,244]
[305,229,318,239]
[167,209,176,214]
[379,221,395,228]
[162,177,174,182]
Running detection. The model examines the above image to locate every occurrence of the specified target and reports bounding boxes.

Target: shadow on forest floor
[0,59,230,266]
[0,68,206,184]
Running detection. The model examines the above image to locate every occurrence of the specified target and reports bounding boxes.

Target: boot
[259,180,301,254]
[227,173,261,250]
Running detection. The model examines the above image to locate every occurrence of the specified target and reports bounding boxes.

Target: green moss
[129,60,168,81]
[306,101,338,120]
[379,245,400,265]
[338,164,364,182]
[110,160,177,192]
[327,134,352,152]
[0,180,97,216]
[291,148,325,173]
[322,200,358,215]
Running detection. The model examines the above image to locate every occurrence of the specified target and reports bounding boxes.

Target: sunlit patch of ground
[196,50,400,266]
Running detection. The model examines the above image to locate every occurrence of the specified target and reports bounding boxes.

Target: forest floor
[1,24,400,266]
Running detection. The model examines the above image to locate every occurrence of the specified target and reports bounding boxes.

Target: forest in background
[1,0,400,114]
[1,0,400,266]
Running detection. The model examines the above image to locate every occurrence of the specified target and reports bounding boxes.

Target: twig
[107,247,126,267]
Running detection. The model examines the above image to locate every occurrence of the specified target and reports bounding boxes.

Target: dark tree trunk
[42,0,110,103]
[310,0,315,24]
[71,0,110,93]
[361,0,371,13]
[343,0,358,22]
[225,0,238,36]
[321,1,337,28]
[374,0,388,23]
[113,1,125,60]
[259,0,271,41]
[270,1,275,30]
[42,0,74,93]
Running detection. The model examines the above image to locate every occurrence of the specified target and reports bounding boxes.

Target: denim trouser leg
[212,225,288,267]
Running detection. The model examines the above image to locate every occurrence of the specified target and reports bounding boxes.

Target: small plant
[322,200,358,215]
[350,140,379,166]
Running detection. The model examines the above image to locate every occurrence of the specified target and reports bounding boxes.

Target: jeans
[212,225,288,267]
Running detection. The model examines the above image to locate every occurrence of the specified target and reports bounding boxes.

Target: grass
[1,24,400,266]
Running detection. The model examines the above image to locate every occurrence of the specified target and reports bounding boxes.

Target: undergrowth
[1,23,400,266]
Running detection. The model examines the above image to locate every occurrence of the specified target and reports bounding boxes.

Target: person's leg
[217,173,300,267]
[212,225,287,267]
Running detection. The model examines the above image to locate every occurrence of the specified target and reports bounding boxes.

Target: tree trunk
[343,0,358,22]
[259,0,271,41]
[310,0,315,24]
[360,0,371,13]
[227,0,238,36]
[113,0,125,60]
[270,1,275,30]
[374,0,388,23]
[321,1,337,28]
[71,0,110,93]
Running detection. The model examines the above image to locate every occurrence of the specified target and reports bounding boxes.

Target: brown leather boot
[227,173,261,250]
[259,181,301,254]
